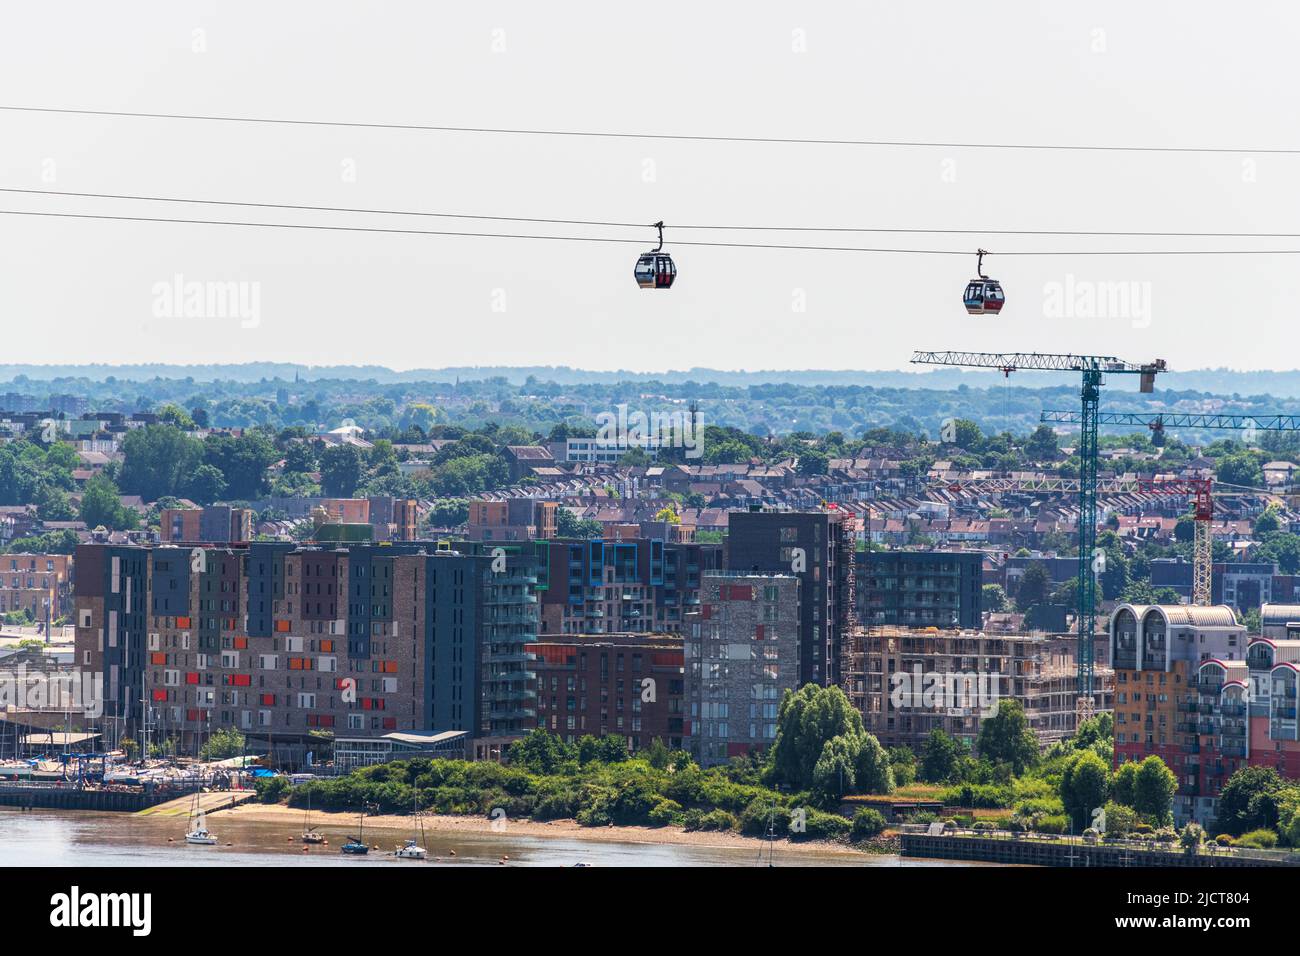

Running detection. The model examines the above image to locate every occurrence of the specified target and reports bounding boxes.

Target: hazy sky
[1,1,1296,373]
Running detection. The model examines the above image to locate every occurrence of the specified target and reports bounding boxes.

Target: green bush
[254,775,290,804]
[647,799,683,827]
[850,807,887,841]
[686,808,738,832]
[1237,828,1279,849]
[739,799,789,837]
[1036,814,1069,835]
[1215,834,1235,847]
[795,809,851,841]
[971,820,997,831]
[945,783,1014,808]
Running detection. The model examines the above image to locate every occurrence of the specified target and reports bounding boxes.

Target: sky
[0,1,1296,374]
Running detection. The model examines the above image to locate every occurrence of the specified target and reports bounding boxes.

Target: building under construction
[842,625,1113,754]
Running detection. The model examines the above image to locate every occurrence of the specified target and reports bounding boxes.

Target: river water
[0,808,979,867]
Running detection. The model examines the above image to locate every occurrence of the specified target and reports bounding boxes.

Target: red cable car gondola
[634,220,676,289]
[962,249,1004,315]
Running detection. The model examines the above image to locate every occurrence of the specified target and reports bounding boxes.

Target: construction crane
[1041,408,1300,605]
[937,473,1217,604]
[911,351,1167,703]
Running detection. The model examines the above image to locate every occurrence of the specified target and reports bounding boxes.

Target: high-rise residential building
[1109,603,1247,823]
[684,572,801,766]
[855,550,983,630]
[74,541,539,766]
[536,538,722,636]
[533,632,684,750]
[725,509,853,686]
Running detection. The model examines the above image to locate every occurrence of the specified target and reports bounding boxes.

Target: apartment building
[726,509,854,686]
[74,541,539,765]
[536,538,722,636]
[847,625,1113,753]
[465,499,557,542]
[0,552,74,620]
[1109,603,1247,823]
[684,572,801,766]
[159,506,254,544]
[855,550,983,630]
[533,632,684,750]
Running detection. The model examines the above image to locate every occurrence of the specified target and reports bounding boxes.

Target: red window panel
[150,652,166,665]
[233,637,248,649]
[382,717,396,730]
[260,693,275,707]
[185,672,200,685]
[152,689,168,702]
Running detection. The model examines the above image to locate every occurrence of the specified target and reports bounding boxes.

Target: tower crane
[1040,408,1300,606]
[910,351,1167,703]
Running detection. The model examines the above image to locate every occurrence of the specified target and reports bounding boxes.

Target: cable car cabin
[635,252,676,289]
[963,278,1004,315]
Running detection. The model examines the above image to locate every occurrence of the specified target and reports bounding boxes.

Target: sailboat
[301,789,325,845]
[185,792,218,846]
[394,794,427,860]
[341,807,369,855]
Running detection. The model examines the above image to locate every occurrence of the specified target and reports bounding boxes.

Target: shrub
[1236,828,1279,849]
[1036,814,1069,835]
[254,775,290,804]
[971,820,997,831]
[794,808,851,841]
[689,809,739,832]
[1215,834,1235,847]
[739,799,789,837]
[851,807,887,841]
[647,799,683,828]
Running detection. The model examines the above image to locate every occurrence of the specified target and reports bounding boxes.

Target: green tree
[319,444,365,497]
[919,728,965,783]
[1215,765,1284,836]
[1024,425,1059,461]
[199,727,245,760]
[1132,755,1178,825]
[982,584,1008,613]
[185,464,228,505]
[556,508,603,539]
[769,684,864,790]
[1016,562,1051,611]
[1060,750,1110,831]
[852,732,895,794]
[812,734,858,800]
[79,474,137,530]
[976,699,1039,775]
[119,424,203,501]
[946,418,984,451]
[507,729,575,774]
[1111,760,1139,807]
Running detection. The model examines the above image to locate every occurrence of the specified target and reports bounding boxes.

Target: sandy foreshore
[218,801,869,855]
